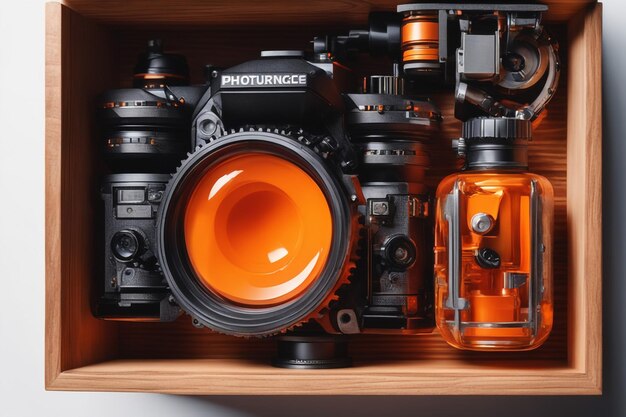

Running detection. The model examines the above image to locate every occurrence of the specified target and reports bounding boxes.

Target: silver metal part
[191,317,204,329]
[409,197,429,218]
[508,12,541,33]
[337,309,361,334]
[314,52,332,63]
[523,33,560,120]
[457,33,500,80]
[452,137,466,158]
[498,32,548,90]
[371,200,391,216]
[444,181,468,313]
[456,83,512,118]
[364,75,405,95]
[471,212,495,234]
[455,82,467,104]
[260,50,305,58]
[462,117,532,140]
[528,179,542,336]
[504,272,528,289]
[397,4,548,13]
[116,204,152,219]
[449,321,530,329]
[444,180,543,335]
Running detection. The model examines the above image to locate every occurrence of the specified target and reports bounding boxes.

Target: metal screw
[471,212,495,234]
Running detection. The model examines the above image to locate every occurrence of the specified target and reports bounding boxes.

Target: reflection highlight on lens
[208,170,243,200]
[184,152,333,307]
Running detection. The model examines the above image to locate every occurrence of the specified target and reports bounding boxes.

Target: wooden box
[45,0,602,395]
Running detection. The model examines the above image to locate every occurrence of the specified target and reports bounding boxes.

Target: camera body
[99,174,180,321]
[97,46,440,336]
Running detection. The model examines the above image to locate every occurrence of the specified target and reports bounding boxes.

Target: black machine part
[457,117,532,170]
[99,85,208,170]
[344,89,441,142]
[98,173,181,322]
[192,51,356,170]
[99,86,207,129]
[394,3,559,122]
[344,76,440,184]
[327,76,438,335]
[312,12,401,60]
[104,129,187,160]
[272,335,352,369]
[133,39,190,87]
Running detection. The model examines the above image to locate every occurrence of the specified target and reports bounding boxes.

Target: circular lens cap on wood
[272,335,352,369]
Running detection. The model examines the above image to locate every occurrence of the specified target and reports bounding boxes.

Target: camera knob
[111,229,143,262]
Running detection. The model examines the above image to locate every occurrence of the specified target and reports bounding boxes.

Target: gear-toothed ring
[157,128,359,337]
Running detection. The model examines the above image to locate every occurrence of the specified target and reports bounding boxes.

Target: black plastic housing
[98,50,441,340]
[99,85,208,172]
[98,173,180,321]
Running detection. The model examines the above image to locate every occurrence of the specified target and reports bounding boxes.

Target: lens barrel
[111,229,142,261]
[157,130,356,336]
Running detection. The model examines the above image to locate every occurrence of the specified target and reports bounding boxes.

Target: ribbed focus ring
[462,117,532,140]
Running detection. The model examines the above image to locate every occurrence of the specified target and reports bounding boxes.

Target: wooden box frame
[45,0,602,395]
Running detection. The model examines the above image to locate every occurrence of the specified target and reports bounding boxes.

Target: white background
[0,1,624,416]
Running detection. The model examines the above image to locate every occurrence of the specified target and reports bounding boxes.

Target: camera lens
[384,235,416,270]
[111,230,142,261]
[184,152,333,306]
[157,131,356,336]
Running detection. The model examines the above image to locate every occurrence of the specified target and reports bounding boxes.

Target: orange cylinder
[402,14,439,65]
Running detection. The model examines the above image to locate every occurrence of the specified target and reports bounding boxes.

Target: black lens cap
[111,230,142,261]
[272,335,352,369]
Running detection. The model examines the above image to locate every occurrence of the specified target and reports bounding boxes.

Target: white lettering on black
[221,74,307,87]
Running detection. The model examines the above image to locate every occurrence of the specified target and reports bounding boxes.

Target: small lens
[111,230,141,261]
[384,235,416,270]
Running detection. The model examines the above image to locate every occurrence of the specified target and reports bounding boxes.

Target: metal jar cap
[461,117,532,170]
[462,117,532,141]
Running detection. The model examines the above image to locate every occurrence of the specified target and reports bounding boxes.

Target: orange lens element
[184,152,333,307]
[402,15,439,63]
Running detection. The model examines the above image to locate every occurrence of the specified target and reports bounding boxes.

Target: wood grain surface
[45,1,602,395]
[45,2,118,387]
[565,2,602,391]
[50,358,586,395]
[60,0,595,26]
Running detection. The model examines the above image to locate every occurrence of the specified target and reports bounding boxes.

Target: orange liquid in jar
[434,172,553,350]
